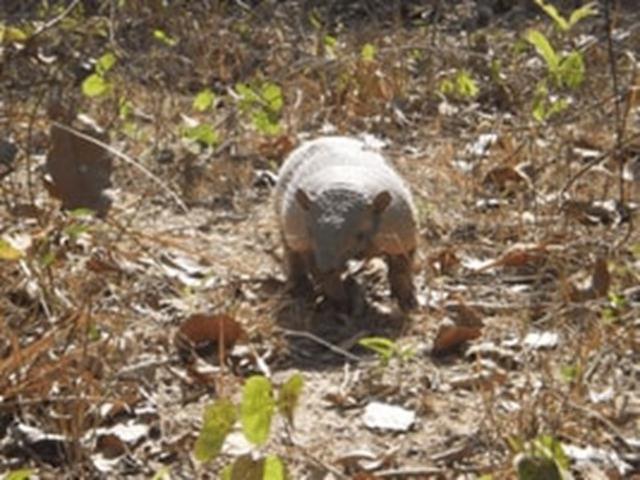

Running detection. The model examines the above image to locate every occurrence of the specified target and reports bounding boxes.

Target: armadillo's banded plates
[275,136,417,255]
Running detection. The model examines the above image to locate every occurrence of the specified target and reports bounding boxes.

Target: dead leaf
[428,248,460,276]
[483,165,527,193]
[96,434,126,459]
[478,244,548,272]
[432,318,482,356]
[563,200,629,226]
[45,122,112,217]
[568,257,610,302]
[362,401,415,431]
[258,133,295,160]
[445,299,484,327]
[175,313,247,362]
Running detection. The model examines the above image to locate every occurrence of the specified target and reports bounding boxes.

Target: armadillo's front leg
[284,247,313,295]
[319,270,349,307]
[387,251,417,311]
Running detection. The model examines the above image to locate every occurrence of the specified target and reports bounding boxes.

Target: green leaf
[525,29,559,73]
[0,24,29,43]
[63,222,89,240]
[323,34,337,49]
[277,373,304,425]
[261,83,283,112]
[230,455,262,479]
[534,0,569,31]
[240,376,275,446]
[516,454,562,480]
[96,52,116,75]
[150,466,171,480]
[193,88,215,112]
[236,83,258,106]
[359,336,396,361]
[5,469,35,480]
[559,363,579,382]
[183,123,219,147]
[536,435,570,470]
[69,208,96,218]
[221,465,233,480]
[558,51,584,89]
[252,110,281,136]
[153,29,177,46]
[40,250,56,267]
[194,399,237,463]
[455,70,478,98]
[0,239,23,261]
[264,455,287,480]
[568,2,598,29]
[119,98,133,120]
[82,73,111,97]
[361,43,376,62]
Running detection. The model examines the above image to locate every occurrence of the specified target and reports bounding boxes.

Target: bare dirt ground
[1,1,639,478]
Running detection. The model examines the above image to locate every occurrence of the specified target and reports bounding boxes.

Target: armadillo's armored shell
[274,136,418,256]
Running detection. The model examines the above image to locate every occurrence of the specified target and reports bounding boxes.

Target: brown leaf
[445,300,484,328]
[427,248,460,276]
[591,257,610,298]
[568,257,610,302]
[483,165,527,193]
[480,244,548,271]
[432,318,482,356]
[175,313,247,361]
[258,134,295,160]
[45,123,112,216]
[96,434,126,459]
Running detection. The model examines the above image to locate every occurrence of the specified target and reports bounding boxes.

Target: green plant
[4,469,35,480]
[235,81,284,136]
[534,0,598,32]
[181,88,221,148]
[194,373,304,479]
[524,1,597,122]
[509,434,571,480]
[358,337,415,367]
[438,69,479,101]
[153,28,177,46]
[82,51,117,98]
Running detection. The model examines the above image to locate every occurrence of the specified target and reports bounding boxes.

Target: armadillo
[274,136,418,310]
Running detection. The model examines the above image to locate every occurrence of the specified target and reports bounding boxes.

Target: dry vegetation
[1,0,640,478]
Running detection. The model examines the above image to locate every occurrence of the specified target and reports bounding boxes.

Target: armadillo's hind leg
[387,251,418,311]
[284,247,313,296]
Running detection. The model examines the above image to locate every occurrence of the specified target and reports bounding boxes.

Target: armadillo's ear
[295,188,313,211]
[372,191,392,213]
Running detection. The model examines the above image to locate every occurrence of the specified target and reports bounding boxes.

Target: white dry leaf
[438,100,458,116]
[524,331,559,349]
[91,454,120,473]
[564,444,633,475]
[93,422,149,444]
[452,158,474,174]
[158,252,212,288]
[336,448,378,470]
[588,387,614,404]
[179,113,199,128]
[497,399,521,413]
[461,255,493,271]
[222,430,253,456]
[466,133,497,157]
[362,401,415,432]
